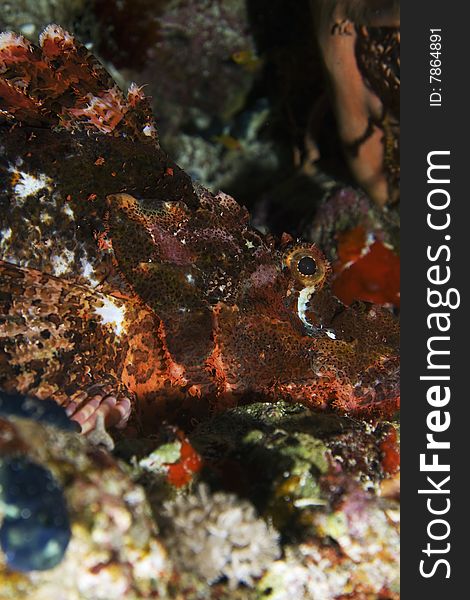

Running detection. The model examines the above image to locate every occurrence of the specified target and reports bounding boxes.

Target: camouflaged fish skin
[0,26,399,431]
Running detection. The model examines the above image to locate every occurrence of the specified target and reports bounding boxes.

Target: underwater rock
[0,415,170,599]
[111,401,398,597]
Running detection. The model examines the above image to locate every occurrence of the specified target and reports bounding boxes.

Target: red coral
[166,436,203,488]
[333,226,400,307]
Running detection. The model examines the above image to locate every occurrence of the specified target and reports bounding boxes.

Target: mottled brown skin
[0,26,399,432]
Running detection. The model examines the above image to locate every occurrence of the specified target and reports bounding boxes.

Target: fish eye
[297,255,317,276]
[283,244,330,288]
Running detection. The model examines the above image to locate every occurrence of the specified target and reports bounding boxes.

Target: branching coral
[160,484,280,588]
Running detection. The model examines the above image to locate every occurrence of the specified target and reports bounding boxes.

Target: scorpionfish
[0,26,399,433]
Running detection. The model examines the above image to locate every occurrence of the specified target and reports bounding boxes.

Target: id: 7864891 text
[429,28,442,107]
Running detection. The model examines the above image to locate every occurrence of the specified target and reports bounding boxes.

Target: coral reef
[189,402,399,598]
[0,409,170,598]
[0,0,91,39]
[258,486,399,599]
[160,484,280,589]
[190,402,398,518]
[93,0,257,125]
[90,0,276,200]
[0,398,399,598]
[167,98,284,203]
